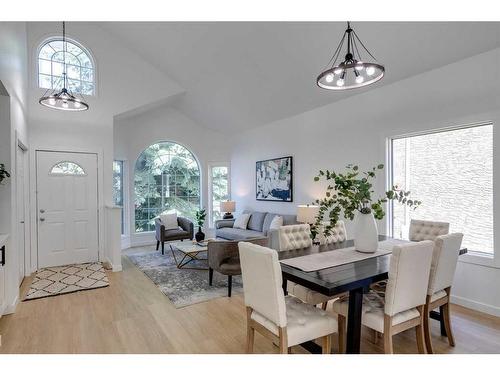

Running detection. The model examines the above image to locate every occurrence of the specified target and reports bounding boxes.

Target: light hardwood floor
[1,251,500,354]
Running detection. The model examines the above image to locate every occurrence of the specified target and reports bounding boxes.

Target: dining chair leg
[371,329,379,345]
[415,306,427,354]
[228,275,232,297]
[208,268,213,286]
[383,314,393,354]
[442,301,455,347]
[156,240,160,250]
[423,299,434,354]
[322,334,332,354]
[278,327,288,354]
[246,307,254,354]
[338,314,346,354]
[321,301,328,310]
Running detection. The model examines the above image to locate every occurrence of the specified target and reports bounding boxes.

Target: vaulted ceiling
[102,22,500,133]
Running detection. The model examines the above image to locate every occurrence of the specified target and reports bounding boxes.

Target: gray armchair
[155,216,194,254]
[208,237,269,297]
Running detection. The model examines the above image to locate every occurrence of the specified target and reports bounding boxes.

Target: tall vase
[354,211,379,253]
[195,226,205,242]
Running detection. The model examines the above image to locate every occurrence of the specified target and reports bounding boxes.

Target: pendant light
[39,22,89,111]
[317,22,384,90]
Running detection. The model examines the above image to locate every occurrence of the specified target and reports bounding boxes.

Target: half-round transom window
[134,142,201,232]
[38,38,95,95]
[50,161,86,176]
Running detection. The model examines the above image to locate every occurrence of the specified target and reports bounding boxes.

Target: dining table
[278,235,467,354]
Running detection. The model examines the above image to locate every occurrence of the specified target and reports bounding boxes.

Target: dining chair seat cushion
[288,281,331,305]
[430,289,447,303]
[251,295,337,347]
[331,291,420,333]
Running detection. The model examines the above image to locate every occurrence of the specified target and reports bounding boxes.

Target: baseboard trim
[4,295,19,315]
[102,258,123,273]
[451,294,500,317]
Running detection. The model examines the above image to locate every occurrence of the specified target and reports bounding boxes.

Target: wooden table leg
[346,287,364,354]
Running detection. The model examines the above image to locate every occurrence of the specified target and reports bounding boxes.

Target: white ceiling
[102,22,500,133]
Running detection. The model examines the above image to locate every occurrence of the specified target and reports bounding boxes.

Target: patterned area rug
[24,262,109,301]
[126,247,243,308]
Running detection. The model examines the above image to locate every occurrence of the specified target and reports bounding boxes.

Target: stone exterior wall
[392,124,493,254]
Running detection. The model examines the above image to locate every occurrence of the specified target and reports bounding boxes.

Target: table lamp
[297,204,320,244]
[221,201,236,219]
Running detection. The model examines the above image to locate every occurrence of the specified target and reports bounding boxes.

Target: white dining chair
[333,240,434,354]
[423,232,463,353]
[238,241,337,354]
[409,219,450,241]
[278,223,347,310]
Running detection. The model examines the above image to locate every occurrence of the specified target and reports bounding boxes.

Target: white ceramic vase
[354,211,379,253]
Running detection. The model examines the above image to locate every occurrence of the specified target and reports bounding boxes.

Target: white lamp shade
[220,201,236,213]
[297,205,319,224]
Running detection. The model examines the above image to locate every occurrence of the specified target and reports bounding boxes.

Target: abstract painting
[256,156,293,202]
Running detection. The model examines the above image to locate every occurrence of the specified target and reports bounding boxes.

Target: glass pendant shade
[317,22,385,90]
[38,22,89,111]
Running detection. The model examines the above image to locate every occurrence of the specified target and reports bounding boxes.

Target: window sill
[459,251,498,269]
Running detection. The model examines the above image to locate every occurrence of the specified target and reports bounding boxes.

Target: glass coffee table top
[169,240,211,270]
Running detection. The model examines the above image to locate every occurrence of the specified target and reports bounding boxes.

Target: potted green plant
[0,163,10,185]
[312,164,421,253]
[195,208,207,242]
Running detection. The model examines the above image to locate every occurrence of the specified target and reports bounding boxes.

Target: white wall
[0,22,28,314]
[114,105,230,247]
[25,22,185,271]
[230,48,500,316]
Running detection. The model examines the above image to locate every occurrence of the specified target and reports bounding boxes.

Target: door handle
[40,217,45,222]
[20,221,25,223]
[40,209,45,213]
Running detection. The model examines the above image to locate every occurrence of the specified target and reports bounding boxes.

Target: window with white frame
[390,123,493,255]
[208,164,230,227]
[113,160,125,235]
[38,38,95,95]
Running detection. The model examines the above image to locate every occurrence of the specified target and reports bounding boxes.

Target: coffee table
[169,240,209,270]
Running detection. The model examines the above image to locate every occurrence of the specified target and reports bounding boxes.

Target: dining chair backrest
[384,241,434,316]
[278,224,312,251]
[409,219,449,241]
[317,220,347,244]
[238,242,287,328]
[427,233,464,296]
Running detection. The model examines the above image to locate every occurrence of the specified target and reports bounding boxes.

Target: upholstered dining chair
[238,242,338,354]
[423,233,463,353]
[208,237,269,297]
[277,223,348,310]
[333,241,434,354]
[409,219,450,241]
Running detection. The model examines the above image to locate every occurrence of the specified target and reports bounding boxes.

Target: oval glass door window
[50,161,86,175]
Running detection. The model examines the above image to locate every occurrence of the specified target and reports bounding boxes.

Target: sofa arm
[178,216,194,239]
[155,218,165,241]
[215,219,235,229]
[268,229,281,251]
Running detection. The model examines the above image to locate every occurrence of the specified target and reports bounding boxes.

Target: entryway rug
[126,248,243,308]
[24,262,109,301]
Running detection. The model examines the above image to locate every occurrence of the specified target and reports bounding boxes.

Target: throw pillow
[269,215,283,230]
[160,212,178,230]
[233,213,251,230]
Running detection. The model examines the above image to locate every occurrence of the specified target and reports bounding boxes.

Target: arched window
[50,161,86,176]
[134,142,201,232]
[38,38,95,95]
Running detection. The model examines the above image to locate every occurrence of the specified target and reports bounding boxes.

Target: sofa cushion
[216,228,264,241]
[263,212,298,234]
[247,211,266,232]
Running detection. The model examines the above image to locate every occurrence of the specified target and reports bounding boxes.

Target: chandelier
[39,22,89,111]
[317,22,384,90]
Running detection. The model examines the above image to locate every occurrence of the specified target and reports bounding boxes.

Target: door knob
[40,217,45,222]
[40,209,45,213]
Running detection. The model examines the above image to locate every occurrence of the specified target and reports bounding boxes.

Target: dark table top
[279,235,467,297]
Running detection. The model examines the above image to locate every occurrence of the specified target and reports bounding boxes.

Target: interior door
[36,151,98,268]
[16,144,26,284]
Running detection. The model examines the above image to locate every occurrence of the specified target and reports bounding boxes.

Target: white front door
[16,144,26,284]
[36,151,98,268]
